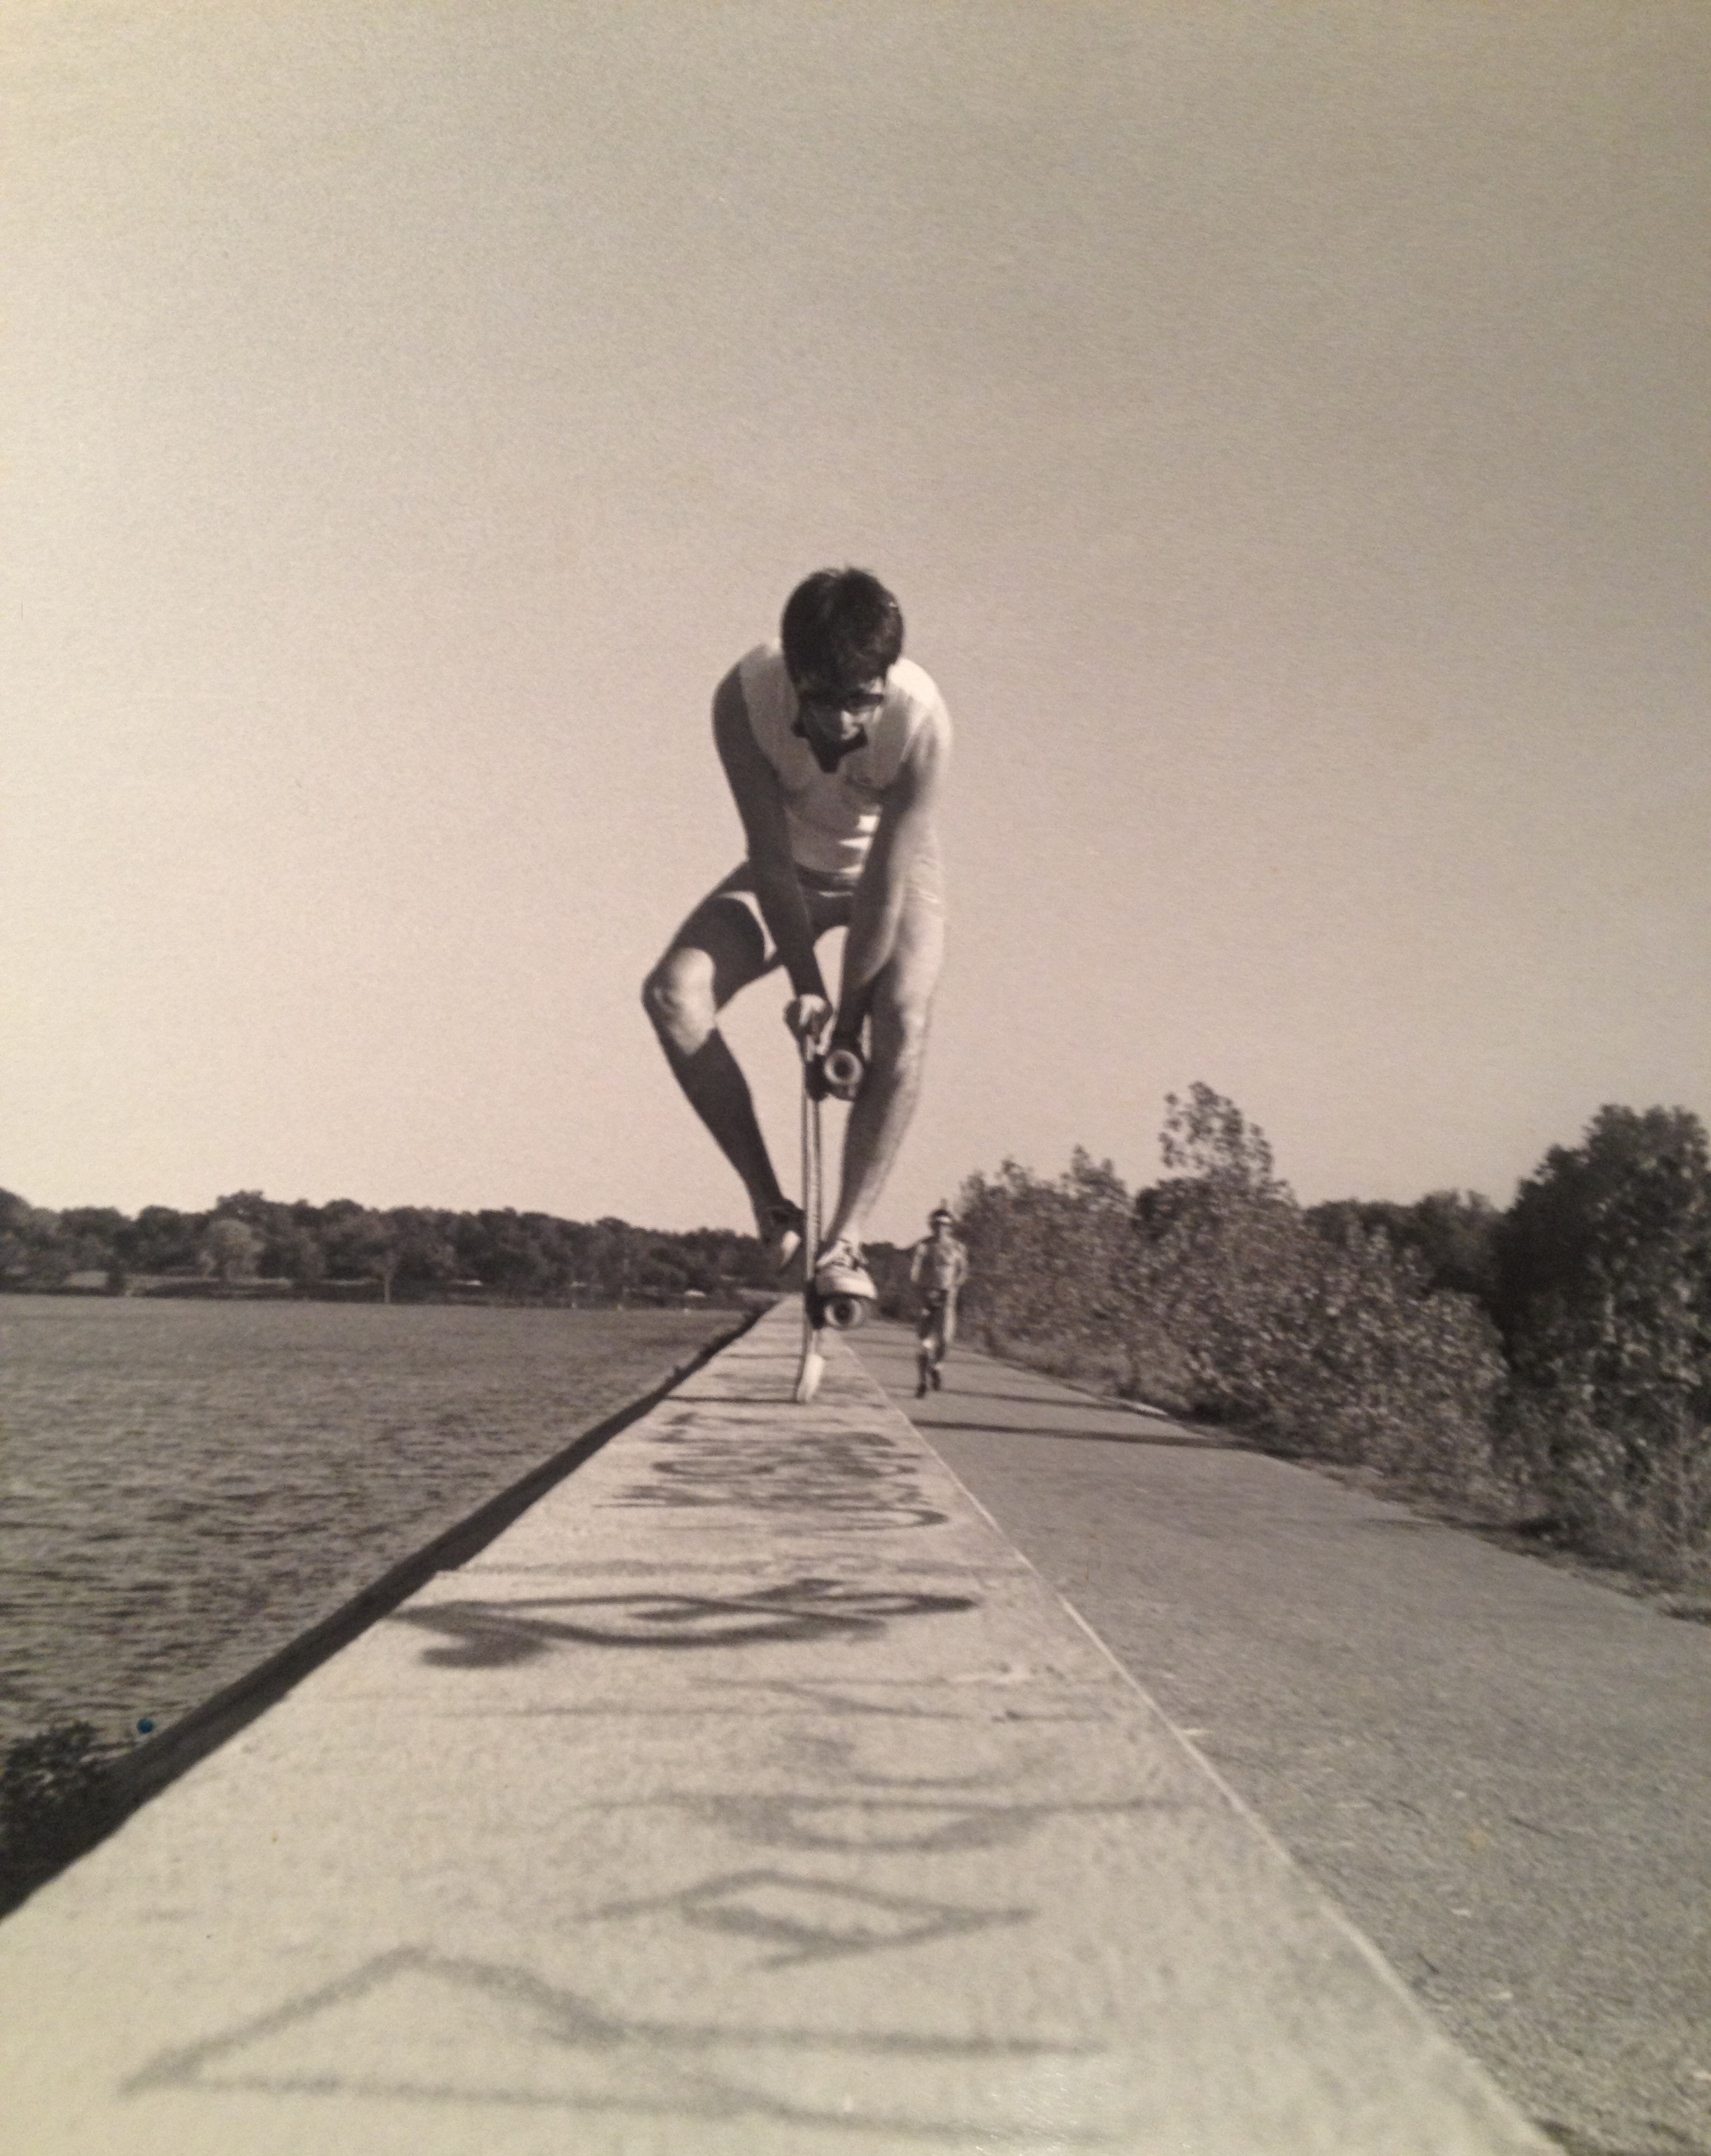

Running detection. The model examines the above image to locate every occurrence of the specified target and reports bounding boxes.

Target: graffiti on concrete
[677,1730,1163,1857]
[589,1866,1031,1966]
[702,1675,1109,1725]
[125,1943,1114,2142]
[697,1792,1049,1857]
[610,1409,948,1530]
[390,1575,978,1664]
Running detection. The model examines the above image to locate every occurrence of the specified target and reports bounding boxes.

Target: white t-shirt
[737,643,949,886]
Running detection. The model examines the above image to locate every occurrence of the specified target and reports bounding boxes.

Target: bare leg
[822,872,945,1254]
[930,1296,953,1385]
[642,895,786,1213]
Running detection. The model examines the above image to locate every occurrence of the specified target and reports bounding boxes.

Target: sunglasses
[795,681,887,715]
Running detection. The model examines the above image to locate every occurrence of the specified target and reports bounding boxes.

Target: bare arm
[835,714,949,1044]
[711,668,827,1001]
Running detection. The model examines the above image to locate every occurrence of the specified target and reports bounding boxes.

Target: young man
[644,568,950,1305]
[909,1204,970,1395]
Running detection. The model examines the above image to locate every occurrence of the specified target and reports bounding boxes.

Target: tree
[56,1207,128,1275]
[1158,1082,1286,1196]
[957,1154,1132,1359]
[960,1086,1504,1491]
[390,1210,460,1295]
[200,1217,264,1284]
[1306,1191,1501,1309]
[1409,1190,1502,1305]
[321,1207,402,1300]
[0,1193,72,1291]
[273,1224,327,1287]
[1496,1106,1711,1552]
[120,1206,205,1276]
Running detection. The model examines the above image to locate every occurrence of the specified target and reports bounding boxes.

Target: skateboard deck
[793,1044,872,1403]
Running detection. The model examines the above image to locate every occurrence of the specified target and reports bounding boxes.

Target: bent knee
[642,953,716,1050]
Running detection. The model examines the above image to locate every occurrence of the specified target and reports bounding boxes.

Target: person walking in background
[909,1204,969,1396]
[643,568,951,1310]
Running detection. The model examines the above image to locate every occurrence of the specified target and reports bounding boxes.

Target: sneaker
[814,1237,875,1302]
[755,1199,805,1275]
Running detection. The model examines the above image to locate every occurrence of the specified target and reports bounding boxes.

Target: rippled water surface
[0,1297,737,1752]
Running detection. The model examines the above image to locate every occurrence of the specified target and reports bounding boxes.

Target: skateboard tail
[794,1339,825,1403]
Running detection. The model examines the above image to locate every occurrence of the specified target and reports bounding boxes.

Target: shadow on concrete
[940,1390,1177,1417]
[1534,2122,1710,2156]
[918,1417,1245,1452]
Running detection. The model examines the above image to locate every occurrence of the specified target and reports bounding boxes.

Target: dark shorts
[916,1291,951,1340]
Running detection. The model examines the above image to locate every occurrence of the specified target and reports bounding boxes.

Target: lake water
[0,1296,738,1754]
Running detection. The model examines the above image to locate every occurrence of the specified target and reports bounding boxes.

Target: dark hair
[780,568,904,689]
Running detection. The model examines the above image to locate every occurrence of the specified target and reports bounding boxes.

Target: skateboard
[794,1040,872,1404]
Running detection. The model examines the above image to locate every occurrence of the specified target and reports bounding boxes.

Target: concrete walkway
[0,1306,1552,2153]
[849,1322,1711,2156]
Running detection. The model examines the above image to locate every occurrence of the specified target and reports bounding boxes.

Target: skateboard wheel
[822,1046,865,1101]
[824,1292,872,1331]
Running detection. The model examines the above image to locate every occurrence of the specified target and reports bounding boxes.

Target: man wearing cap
[643,567,950,1308]
[909,1205,970,1396]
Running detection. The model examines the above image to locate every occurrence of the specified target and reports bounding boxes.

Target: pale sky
[5,1,1708,1242]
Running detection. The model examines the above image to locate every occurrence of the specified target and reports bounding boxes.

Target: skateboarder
[909,1205,969,1395]
[644,568,951,1309]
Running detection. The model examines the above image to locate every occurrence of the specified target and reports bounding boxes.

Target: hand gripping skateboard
[794,1039,872,1405]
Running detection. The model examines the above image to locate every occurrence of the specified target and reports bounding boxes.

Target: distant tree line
[0,1189,829,1307]
[957,1085,1711,1581]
